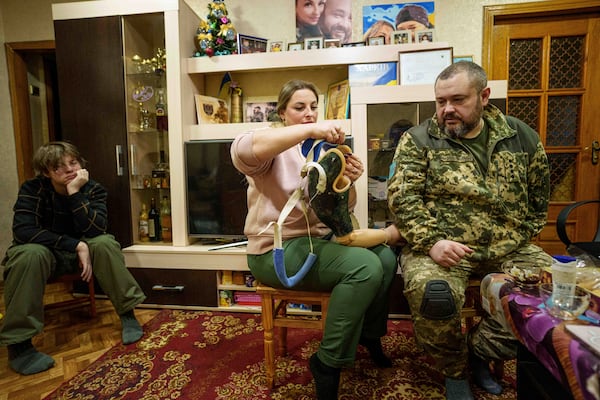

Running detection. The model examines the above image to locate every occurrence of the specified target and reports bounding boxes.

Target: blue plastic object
[273,247,317,288]
[553,255,577,263]
[301,138,337,162]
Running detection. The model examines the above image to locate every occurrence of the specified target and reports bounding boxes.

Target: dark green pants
[401,243,553,378]
[0,234,146,345]
[248,237,397,368]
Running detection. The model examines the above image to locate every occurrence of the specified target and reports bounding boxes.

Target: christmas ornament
[194,0,237,57]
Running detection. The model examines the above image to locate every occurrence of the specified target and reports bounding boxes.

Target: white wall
[183,0,551,65]
[0,0,548,257]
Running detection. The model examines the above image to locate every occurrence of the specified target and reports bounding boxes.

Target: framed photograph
[288,42,304,51]
[453,55,474,63]
[324,38,341,48]
[392,30,412,45]
[243,96,279,123]
[304,37,323,50]
[325,79,350,120]
[342,41,366,48]
[267,40,285,52]
[416,29,435,44]
[398,47,453,86]
[237,34,268,54]
[367,36,385,46]
[194,94,229,124]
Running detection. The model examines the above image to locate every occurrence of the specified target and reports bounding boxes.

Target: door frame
[481,0,600,254]
[5,40,56,184]
[482,0,600,71]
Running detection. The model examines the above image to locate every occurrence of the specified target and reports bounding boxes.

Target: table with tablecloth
[481,273,600,400]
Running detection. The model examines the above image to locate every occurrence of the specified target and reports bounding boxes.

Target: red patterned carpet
[43,310,516,399]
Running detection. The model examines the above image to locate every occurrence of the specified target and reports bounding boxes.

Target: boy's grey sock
[7,339,55,375]
[120,309,143,344]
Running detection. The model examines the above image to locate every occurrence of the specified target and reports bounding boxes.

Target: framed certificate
[398,47,453,86]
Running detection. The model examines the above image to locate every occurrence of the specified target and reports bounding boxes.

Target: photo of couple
[295,1,435,47]
[295,0,352,44]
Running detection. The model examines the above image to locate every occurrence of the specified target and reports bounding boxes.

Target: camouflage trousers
[400,243,553,378]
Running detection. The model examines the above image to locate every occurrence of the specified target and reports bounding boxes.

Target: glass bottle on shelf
[148,197,161,242]
[151,150,169,189]
[155,88,168,131]
[139,203,149,242]
[160,195,172,243]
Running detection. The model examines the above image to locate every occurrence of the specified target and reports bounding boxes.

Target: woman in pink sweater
[231,79,399,399]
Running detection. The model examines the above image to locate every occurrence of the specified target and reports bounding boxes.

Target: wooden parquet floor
[0,280,160,400]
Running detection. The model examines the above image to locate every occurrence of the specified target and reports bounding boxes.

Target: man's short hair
[436,61,488,93]
[33,141,87,176]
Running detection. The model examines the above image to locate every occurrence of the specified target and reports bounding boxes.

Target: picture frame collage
[391,29,436,45]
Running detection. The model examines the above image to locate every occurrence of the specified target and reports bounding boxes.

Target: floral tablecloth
[481,273,600,400]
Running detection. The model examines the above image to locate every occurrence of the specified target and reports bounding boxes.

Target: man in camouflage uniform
[387,61,553,400]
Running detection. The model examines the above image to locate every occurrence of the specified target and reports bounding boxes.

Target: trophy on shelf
[131,48,166,74]
[132,84,154,130]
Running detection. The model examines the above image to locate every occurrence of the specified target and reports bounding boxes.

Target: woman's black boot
[309,352,341,400]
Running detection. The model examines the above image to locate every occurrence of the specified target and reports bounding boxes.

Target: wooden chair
[257,278,502,389]
[256,284,330,389]
[44,273,97,317]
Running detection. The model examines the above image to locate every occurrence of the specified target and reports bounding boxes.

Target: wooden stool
[256,284,330,389]
[45,273,97,317]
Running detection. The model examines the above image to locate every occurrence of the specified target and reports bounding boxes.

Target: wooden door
[483,1,600,256]
[54,16,133,246]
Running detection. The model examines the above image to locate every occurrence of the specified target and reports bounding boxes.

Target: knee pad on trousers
[419,280,456,320]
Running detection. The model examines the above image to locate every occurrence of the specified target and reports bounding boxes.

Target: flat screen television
[185,140,248,242]
[184,137,354,243]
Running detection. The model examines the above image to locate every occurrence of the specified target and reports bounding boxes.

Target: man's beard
[442,102,483,139]
[443,115,480,138]
[327,24,349,42]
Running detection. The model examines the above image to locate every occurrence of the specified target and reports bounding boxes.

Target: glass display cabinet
[123,14,172,244]
[53,0,198,247]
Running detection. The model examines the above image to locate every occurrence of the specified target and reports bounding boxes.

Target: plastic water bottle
[551,259,577,306]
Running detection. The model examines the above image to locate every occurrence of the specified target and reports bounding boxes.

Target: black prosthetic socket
[308,148,354,238]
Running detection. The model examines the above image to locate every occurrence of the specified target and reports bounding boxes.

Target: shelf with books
[217,289,261,308]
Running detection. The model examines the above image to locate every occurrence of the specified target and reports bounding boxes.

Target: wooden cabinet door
[485,5,600,256]
[54,16,133,246]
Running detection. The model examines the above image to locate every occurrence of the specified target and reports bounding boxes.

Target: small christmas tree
[194,0,237,57]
